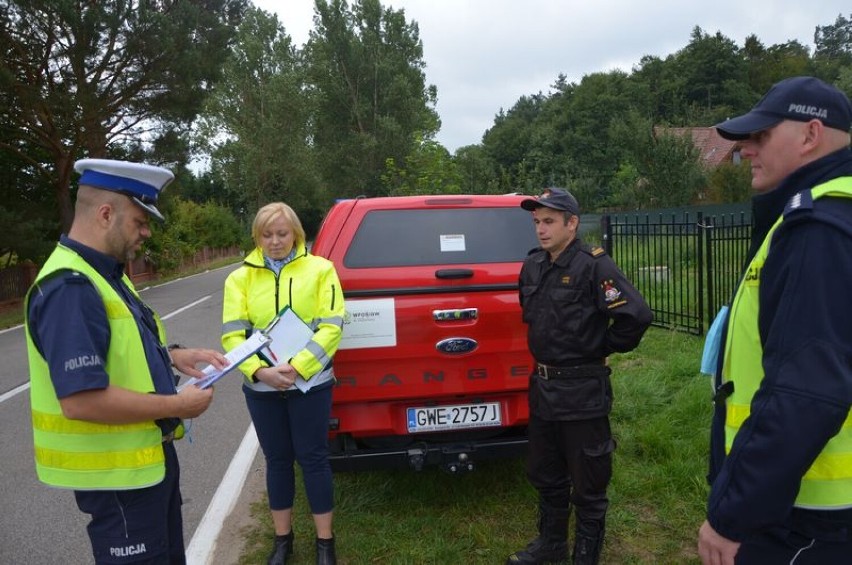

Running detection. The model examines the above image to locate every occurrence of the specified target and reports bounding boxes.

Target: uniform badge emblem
[601,279,622,304]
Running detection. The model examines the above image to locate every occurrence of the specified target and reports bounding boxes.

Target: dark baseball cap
[715,76,852,141]
[520,187,580,215]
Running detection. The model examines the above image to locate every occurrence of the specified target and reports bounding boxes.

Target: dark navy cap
[715,76,852,141]
[521,187,580,215]
[74,158,174,221]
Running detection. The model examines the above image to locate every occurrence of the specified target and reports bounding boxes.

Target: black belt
[535,362,607,380]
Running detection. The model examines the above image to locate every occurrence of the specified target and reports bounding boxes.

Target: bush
[146,197,244,270]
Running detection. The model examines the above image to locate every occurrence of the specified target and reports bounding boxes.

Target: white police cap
[74,158,174,222]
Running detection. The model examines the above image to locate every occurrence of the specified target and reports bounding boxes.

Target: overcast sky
[251,1,849,152]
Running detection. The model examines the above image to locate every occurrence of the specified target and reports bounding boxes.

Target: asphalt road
[0,262,257,564]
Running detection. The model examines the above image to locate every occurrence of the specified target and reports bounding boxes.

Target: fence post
[601,215,612,256]
[696,211,705,335]
[702,213,715,332]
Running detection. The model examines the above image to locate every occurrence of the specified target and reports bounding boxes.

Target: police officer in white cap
[25,159,228,564]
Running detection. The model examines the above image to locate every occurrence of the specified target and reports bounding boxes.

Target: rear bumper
[329,429,528,473]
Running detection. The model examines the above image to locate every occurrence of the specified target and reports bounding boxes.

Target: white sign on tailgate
[339,297,397,350]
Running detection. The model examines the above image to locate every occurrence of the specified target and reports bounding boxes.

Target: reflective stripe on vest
[26,244,166,490]
[722,176,852,509]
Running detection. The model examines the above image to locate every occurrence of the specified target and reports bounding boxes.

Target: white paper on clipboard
[177,331,270,391]
[258,306,317,392]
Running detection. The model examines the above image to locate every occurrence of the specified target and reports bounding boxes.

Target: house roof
[655,127,739,169]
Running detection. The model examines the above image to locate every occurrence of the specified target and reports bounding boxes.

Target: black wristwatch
[167,343,184,369]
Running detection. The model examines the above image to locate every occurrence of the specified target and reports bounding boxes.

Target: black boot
[267,531,294,565]
[316,536,337,565]
[506,503,569,564]
[572,530,604,565]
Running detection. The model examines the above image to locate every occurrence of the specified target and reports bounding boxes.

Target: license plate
[406,402,502,433]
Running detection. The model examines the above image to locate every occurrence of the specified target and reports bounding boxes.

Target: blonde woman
[222,202,344,565]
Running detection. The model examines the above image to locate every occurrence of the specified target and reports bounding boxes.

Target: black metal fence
[602,211,752,335]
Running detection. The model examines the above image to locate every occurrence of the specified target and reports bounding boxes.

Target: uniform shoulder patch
[578,243,607,258]
[62,270,89,284]
[601,279,627,308]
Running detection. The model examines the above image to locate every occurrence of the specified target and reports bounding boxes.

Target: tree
[381,136,461,195]
[545,71,647,208]
[197,6,322,220]
[145,197,243,271]
[0,0,246,233]
[454,144,500,194]
[706,162,752,204]
[610,112,706,208]
[481,93,546,191]
[813,13,852,81]
[743,35,812,95]
[665,27,751,125]
[306,0,440,198]
[0,144,57,262]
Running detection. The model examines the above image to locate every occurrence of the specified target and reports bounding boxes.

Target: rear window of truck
[343,207,538,268]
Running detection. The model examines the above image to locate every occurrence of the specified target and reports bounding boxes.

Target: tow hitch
[443,452,475,474]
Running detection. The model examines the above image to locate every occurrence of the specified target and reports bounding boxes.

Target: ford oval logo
[436,337,478,355]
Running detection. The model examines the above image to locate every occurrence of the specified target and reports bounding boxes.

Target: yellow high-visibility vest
[723,176,852,509]
[26,244,166,490]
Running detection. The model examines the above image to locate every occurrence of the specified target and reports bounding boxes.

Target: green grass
[239,327,711,564]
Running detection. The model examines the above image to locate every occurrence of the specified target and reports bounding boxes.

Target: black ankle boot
[316,536,337,565]
[506,537,568,564]
[506,502,570,564]
[267,531,294,565]
[572,531,604,565]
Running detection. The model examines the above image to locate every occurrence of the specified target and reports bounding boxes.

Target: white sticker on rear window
[339,298,397,350]
[440,234,466,252]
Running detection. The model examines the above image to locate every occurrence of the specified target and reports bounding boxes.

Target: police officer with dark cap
[508,188,652,565]
[698,77,852,564]
[25,159,227,564]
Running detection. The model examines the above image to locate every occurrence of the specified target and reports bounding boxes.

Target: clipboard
[259,306,317,392]
[258,306,314,366]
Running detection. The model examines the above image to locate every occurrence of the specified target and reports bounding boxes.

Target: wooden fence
[0,246,243,303]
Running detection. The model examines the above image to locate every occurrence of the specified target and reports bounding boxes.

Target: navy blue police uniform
[707,147,852,563]
[28,235,185,564]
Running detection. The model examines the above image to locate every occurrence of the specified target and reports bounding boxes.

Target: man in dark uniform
[25,159,227,564]
[508,188,652,565]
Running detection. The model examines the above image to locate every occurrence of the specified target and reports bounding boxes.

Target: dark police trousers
[74,440,184,564]
[527,415,614,536]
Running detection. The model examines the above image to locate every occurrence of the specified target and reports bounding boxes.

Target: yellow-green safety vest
[26,244,167,490]
[722,176,852,509]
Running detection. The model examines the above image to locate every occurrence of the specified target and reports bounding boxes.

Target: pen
[268,348,279,363]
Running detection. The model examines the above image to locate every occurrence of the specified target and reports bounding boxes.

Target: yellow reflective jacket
[26,244,166,490]
[723,177,852,509]
[222,244,344,389]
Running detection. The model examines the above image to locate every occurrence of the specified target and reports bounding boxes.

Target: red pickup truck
[311,194,539,472]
